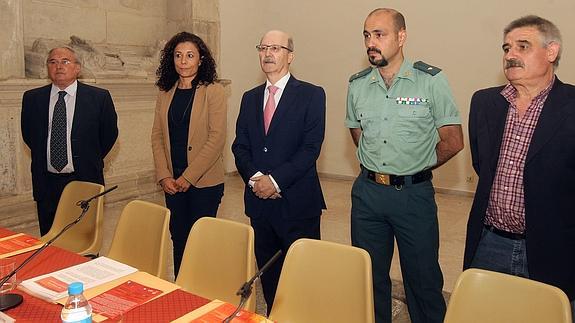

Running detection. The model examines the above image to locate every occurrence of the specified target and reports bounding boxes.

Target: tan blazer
[151,81,226,188]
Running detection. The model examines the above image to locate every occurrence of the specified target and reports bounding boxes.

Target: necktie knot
[268,85,278,95]
[58,91,67,99]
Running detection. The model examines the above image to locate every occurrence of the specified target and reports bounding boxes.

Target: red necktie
[264,85,278,134]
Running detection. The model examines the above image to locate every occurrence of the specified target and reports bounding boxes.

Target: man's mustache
[505,59,524,69]
[367,47,382,55]
[263,57,275,64]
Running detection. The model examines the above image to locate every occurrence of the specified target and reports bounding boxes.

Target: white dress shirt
[249,73,292,193]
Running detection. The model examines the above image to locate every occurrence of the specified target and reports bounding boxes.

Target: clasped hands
[160,176,191,195]
[251,175,281,199]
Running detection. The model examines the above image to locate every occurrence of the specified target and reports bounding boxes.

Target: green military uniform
[346,60,461,323]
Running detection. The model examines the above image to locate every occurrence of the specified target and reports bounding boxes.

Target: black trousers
[35,172,77,236]
[250,210,321,314]
[165,182,224,277]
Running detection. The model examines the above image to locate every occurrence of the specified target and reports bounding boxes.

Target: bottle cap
[68,282,84,295]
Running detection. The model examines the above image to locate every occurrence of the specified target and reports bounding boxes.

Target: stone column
[167,0,220,63]
[0,0,24,80]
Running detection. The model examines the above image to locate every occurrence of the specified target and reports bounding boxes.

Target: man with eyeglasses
[345,8,463,323]
[21,47,118,235]
[232,30,326,313]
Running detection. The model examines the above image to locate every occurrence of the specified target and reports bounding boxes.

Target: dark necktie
[50,91,68,172]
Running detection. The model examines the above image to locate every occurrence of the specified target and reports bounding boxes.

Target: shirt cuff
[249,172,281,193]
[248,171,264,188]
[268,174,281,193]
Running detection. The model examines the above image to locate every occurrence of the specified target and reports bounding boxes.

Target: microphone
[223,249,283,323]
[0,185,118,311]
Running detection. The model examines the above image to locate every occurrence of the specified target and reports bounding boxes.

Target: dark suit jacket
[232,75,326,219]
[21,81,118,201]
[465,78,575,300]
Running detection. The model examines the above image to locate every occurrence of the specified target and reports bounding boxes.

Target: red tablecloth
[1,228,210,322]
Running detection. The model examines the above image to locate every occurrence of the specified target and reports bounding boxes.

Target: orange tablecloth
[1,228,210,322]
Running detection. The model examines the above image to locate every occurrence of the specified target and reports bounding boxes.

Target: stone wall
[0,0,224,228]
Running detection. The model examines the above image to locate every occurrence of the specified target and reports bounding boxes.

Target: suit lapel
[72,82,89,138]
[188,84,205,140]
[487,89,509,171]
[267,76,298,135]
[526,79,571,163]
[254,84,265,137]
[39,85,51,150]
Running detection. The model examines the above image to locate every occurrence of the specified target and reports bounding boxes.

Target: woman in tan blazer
[151,32,226,276]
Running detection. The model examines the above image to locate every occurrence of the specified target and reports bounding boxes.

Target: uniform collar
[368,59,415,86]
[396,59,416,82]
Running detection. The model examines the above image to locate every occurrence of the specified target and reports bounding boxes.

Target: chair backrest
[106,200,171,280]
[41,181,105,255]
[175,217,256,311]
[269,238,375,323]
[444,268,572,323]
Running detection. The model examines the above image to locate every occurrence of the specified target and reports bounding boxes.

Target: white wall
[220,0,575,192]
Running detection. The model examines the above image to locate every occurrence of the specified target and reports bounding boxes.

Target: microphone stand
[223,249,283,323]
[0,185,118,311]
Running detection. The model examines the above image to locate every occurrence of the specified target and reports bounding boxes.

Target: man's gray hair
[504,15,562,68]
[47,46,82,66]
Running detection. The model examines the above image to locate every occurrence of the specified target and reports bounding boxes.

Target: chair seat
[269,238,375,323]
[444,268,572,323]
[175,217,256,312]
[40,181,104,255]
[106,200,171,280]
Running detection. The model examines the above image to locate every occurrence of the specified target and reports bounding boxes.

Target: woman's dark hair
[156,32,217,91]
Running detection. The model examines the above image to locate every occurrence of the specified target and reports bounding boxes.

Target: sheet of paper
[171,299,274,323]
[19,257,137,302]
[0,311,15,323]
[64,271,180,322]
[0,233,43,258]
[89,280,162,320]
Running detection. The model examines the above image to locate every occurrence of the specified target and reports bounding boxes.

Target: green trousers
[351,169,446,323]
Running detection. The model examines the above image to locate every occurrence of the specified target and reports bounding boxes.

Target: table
[0,228,210,322]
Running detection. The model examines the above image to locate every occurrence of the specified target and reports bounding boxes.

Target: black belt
[364,167,432,186]
[484,225,525,240]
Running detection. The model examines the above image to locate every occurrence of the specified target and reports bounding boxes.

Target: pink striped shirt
[484,77,555,234]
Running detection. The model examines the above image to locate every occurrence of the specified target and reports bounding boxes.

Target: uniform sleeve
[429,72,461,128]
[345,83,361,128]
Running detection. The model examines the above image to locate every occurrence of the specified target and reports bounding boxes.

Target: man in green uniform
[346,8,463,323]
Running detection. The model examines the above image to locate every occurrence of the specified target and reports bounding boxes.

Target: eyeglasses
[47,59,76,66]
[255,44,293,53]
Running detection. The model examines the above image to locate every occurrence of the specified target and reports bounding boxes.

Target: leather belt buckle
[375,173,391,185]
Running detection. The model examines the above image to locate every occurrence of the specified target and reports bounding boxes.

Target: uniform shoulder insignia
[349,67,372,82]
[413,61,442,76]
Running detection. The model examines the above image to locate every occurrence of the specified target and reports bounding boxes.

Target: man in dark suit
[465,15,575,315]
[232,30,326,312]
[21,47,118,236]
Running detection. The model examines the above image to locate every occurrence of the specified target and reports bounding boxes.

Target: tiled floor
[14,174,474,321]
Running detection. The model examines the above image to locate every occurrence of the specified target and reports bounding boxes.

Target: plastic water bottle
[61,282,92,323]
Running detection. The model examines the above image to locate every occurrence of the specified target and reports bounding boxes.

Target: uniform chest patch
[395,97,429,105]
